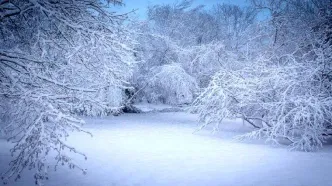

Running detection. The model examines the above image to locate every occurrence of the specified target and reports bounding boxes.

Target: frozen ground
[133,103,185,113]
[1,112,332,186]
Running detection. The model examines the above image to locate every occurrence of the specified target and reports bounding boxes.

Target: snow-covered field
[1,112,332,186]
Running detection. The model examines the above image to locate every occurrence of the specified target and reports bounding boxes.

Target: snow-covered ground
[133,103,185,113]
[1,112,332,186]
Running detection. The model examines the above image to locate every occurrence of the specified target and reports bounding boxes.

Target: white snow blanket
[0,112,331,186]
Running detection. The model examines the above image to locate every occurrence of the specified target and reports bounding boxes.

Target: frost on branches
[0,0,135,184]
[132,1,259,105]
[192,58,332,151]
[132,27,199,105]
[142,63,198,105]
[192,0,332,151]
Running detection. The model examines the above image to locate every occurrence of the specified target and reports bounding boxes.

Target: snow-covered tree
[147,0,211,46]
[140,63,198,105]
[211,3,257,50]
[192,0,332,151]
[132,1,259,105]
[0,0,135,184]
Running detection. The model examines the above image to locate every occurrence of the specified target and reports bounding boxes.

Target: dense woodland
[0,0,331,185]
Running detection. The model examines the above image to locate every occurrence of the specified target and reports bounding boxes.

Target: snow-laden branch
[0,0,136,185]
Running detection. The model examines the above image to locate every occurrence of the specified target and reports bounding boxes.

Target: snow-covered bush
[192,57,332,151]
[141,63,198,105]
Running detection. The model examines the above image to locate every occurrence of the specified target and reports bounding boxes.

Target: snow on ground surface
[1,112,332,186]
[133,103,185,113]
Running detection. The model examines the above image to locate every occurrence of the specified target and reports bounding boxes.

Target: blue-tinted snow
[1,112,331,186]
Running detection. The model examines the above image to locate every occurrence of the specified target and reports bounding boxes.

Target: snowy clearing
[1,112,332,186]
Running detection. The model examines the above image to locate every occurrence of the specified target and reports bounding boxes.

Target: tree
[147,0,215,46]
[134,1,259,104]
[192,0,332,151]
[211,3,257,50]
[140,63,198,105]
[0,0,135,184]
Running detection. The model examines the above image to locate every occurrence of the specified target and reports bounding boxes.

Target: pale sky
[112,0,249,19]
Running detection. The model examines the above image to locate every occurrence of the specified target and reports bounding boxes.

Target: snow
[133,103,184,113]
[1,112,332,186]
